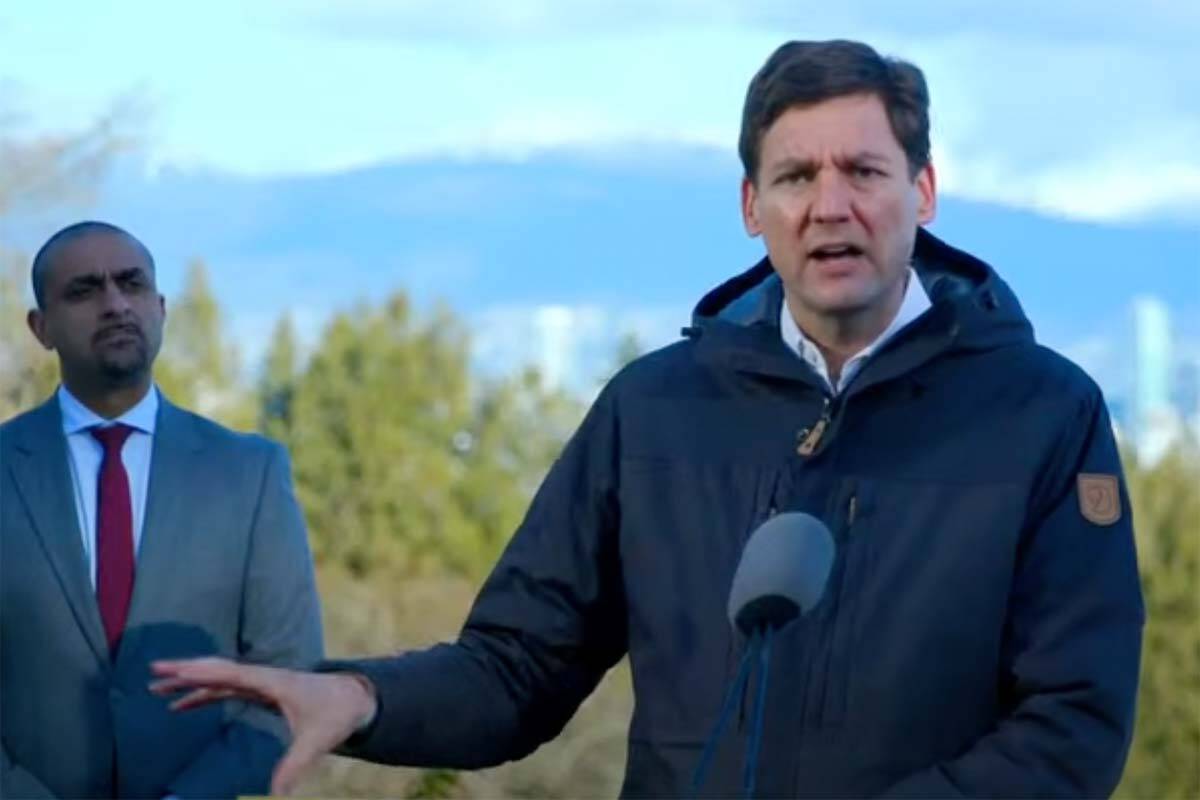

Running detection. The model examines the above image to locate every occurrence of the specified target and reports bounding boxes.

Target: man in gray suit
[0,221,324,799]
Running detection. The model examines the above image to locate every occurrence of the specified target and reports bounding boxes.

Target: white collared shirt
[58,385,159,589]
[780,268,932,395]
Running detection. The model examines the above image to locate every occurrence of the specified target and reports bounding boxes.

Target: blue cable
[743,626,773,799]
[692,630,761,794]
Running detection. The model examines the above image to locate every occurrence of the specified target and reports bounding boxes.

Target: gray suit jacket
[1,395,324,799]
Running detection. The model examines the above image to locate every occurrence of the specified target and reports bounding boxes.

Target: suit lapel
[122,398,204,644]
[5,398,110,665]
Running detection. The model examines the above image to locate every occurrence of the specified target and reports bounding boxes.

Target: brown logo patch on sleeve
[1078,473,1121,526]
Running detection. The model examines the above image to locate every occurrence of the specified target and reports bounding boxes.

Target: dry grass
[295,569,634,798]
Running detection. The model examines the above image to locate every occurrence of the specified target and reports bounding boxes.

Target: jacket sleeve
[331,385,628,769]
[166,444,325,799]
[881,391,1145,798]
[1,744,58,799]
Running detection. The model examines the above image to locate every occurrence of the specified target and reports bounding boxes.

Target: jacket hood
[690,227,1034,355]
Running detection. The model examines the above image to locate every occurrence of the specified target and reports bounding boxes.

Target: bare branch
[0,90,150,216]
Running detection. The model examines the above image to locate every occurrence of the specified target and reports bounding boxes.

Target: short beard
[97,346,151,385]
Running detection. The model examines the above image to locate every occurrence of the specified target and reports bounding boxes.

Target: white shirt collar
[58,384,160,436]
[780,268,932,394]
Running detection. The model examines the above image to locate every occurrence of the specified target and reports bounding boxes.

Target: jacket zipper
[796,398,832,457]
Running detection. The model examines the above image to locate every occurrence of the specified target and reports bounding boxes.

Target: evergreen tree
[1116,442,1200,799]
[259,312,299,442]
[156,259,251,428]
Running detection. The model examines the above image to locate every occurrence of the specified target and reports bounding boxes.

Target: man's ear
[915,162,937,225]
[741,176,763,237]
[27,309,54,351]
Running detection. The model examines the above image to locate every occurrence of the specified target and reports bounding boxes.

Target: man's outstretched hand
[150,658,377,796]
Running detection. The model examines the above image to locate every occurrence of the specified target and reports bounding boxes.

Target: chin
[804,289,878,316]
[99,359,150,385]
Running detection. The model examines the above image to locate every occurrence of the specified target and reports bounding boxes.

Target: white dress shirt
[780,268,932,395]
[59,385,159,589]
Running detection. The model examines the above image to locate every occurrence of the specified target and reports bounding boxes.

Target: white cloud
[5,2,1198,223]
[936,145,1200,224]
[423,113,729,164]
[909,32,1200,223]
[471,303,685,391]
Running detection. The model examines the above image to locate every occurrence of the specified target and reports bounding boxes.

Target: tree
[0,95,143,421]
[613,330,645,372]
[597,330,646,388]
[283,295,586,796]
[0,253,57,419]
[259,312,300,442]
[1116,443,1200,799]
[451,366,583,573]
[156,259,252,429]
[0,92,143,217]
[285,295,468,576]
[283,293,581,579]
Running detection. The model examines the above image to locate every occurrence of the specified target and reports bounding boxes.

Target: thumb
[270,735,324,797]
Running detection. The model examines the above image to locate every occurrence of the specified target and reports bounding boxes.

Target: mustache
[93,321,144,344]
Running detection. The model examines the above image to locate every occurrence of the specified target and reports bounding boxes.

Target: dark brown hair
[739,39,931,182]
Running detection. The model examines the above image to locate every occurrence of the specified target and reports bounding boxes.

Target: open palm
[150,657,376,796]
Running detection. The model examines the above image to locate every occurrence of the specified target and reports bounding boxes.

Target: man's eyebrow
[62,273,106,290]
[60,267,149,293]
[768,151,894,171]
[843,150,892,165]
[767,156,818,173]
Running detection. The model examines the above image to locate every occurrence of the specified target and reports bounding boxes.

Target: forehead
[760,93,903,163]
[43,232,153,287]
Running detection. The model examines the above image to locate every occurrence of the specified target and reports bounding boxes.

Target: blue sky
[3,1,1198,224]
[2,2,1197,408]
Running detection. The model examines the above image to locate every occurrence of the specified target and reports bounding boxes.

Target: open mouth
[809,243,865,261]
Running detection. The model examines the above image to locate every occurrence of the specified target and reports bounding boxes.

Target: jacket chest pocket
[761,475,865,736]
[620,459,785,743]
[792,477,1026,735]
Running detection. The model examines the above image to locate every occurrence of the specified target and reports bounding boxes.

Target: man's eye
[852,166,882,178]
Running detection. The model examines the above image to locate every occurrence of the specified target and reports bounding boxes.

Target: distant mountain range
[4,145,1197,394]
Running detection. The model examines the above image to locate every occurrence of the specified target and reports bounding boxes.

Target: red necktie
[91,424,136,656]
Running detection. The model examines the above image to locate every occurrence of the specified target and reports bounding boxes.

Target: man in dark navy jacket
[153,39,1144,798]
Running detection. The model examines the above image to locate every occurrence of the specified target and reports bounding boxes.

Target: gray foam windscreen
[726,512,836,634]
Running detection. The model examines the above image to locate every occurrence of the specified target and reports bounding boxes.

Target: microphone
[728,511,836,634]
[694,512,836,799]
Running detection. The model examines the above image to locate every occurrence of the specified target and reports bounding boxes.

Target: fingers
[166,687,239,711]
[149,657,291,714]
[150,655,228,676]
[150,657,279,694]
[147,676,196,695]
[269,677,370,796]
[152,656,269,689]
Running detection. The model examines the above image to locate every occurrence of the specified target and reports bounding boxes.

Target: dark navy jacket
[340,229,1144,798]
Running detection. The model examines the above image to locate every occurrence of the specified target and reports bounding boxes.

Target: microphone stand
[743,624,773,798]
[692,624,776,799]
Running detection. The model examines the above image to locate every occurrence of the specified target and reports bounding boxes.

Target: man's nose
[810,171,853,223]
[98,278,132,315]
